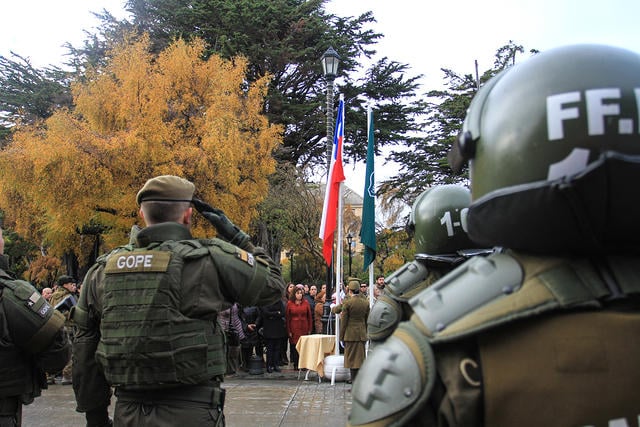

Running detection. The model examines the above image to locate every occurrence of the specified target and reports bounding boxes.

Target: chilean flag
[319,95,345,266]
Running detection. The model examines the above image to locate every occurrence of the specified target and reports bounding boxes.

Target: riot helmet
[450,44,640,254]
[409,185,473,255]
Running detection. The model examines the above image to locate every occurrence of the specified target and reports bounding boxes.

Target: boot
[347,368,358,384]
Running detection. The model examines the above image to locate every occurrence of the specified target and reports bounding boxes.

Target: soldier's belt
[115,384,224,406]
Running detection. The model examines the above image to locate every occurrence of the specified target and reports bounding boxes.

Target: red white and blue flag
[319,95,345,266]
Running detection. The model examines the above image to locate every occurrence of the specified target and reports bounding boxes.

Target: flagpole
[368,263,374,308]
[362,104,377,309]
[334,181,344,355]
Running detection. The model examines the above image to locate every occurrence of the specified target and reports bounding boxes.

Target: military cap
[56,275,76,287]
[347,277,361,292]
[136,175,195,205]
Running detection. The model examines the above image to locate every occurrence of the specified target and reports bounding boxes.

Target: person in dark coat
[304,285,317,330]
[259,299,287,373]
[240,306,262,371]
[279,283,295,365]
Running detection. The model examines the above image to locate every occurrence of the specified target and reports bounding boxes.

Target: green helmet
[450,44,640,254]
[409,185,473,255]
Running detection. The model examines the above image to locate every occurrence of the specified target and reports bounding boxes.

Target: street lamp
[346,232,353,277]
[286,250,294,283]
[320,46,340,336]
[321,46,341,170]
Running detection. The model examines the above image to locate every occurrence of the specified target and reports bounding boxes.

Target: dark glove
[85,407,112,427]
[192,199,253,250]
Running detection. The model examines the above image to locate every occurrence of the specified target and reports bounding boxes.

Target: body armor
[95,240,229,385]
[350,251,640,426]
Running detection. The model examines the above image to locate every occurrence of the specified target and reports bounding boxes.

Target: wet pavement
[22,368,352,426]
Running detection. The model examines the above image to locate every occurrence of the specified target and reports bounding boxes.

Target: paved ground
[22,368,352,426]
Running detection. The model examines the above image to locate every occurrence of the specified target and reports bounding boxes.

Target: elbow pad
[367,295,402,342]
[349,321,436,426]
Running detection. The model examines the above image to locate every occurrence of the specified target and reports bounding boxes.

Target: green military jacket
[49,286,75,326]
[340,293,369,342]
[49,287,73,309]
[72,222,285,413]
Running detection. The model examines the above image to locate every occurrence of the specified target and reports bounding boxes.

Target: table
[295,334,336,380]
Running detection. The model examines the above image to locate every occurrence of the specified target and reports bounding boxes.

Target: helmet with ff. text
[450,44,640,254]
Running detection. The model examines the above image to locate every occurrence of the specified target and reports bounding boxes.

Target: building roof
[316,183,363,207]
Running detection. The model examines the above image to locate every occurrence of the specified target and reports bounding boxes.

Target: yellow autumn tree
[0,34,282,261]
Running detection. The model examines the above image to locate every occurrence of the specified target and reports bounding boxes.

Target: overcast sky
[2,0,639,196]
[326,0,640,88]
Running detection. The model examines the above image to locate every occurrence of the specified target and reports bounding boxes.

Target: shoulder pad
[350,322,436,426]
[0,278,64,353]
[409,252,523,338]
[367,295,402,341]
[385,260,430,301]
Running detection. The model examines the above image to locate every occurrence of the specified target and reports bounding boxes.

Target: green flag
[360,106,376,270]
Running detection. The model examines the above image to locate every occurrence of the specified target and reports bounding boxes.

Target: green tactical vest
[95,240,225,386]
[0,276,65,399]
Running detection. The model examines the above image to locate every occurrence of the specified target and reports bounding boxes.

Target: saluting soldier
[72,175,286,426]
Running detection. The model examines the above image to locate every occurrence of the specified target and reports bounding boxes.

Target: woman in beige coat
[339,278,370,383]
[314,290,326,333]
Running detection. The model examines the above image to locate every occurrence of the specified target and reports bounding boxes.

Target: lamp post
[286,250,294,283]
[321,46,341,170]
[346,232,353,278]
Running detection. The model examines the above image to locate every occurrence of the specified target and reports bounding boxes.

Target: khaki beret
[136,175,195,205]
[347,277,361,292]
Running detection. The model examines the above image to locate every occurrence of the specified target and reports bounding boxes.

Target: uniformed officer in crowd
[367,185,490,350]
[50,275,78,385]
[349,44,640,426]
[340,278,370,384]
[0,227,71,426]
[72,175,286,426]
[50,275,78,310]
